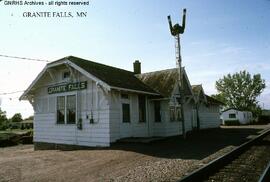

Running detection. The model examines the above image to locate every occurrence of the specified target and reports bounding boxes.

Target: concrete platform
[117,137,165,143]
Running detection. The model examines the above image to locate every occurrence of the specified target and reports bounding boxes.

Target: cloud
[258,91,270,109]
[220,46,246,55]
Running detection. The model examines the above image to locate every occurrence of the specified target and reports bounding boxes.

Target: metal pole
[176,34,186,138]
[168,8,187,139]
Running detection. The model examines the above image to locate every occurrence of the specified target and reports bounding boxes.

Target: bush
[224,120,240,126]
[0,120,11,130]
[258,115,270,124]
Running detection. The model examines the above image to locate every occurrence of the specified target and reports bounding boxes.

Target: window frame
[56,96,65,124]
[56,93,77,125]
[229,113,236,119]
[138,95,146,123]
[176,105,181,122]
[170,106,176,122]
[66,95,76,124]
[62,71,71,80]
[122,103,131,123]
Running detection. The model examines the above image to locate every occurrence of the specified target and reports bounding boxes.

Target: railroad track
[178,128,270,182]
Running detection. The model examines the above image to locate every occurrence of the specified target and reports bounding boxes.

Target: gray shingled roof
[136,68,177,97]
[192,84,223,105]
[206,95,225,105]
[192,85,202,96]
[136,68,193,97]
[67,56,158,94]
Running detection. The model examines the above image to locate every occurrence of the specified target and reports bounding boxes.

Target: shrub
[224,120,240,126]
[258,115,270,124]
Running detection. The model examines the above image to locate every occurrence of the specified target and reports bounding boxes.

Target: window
[170,106,175,121]
[154,101,161,122]
[229,113,236,118]
[56,95,76,124]
[66,95,76,124]
[176,106,181,121]
[138,95,146,122]
[63,71,70,79]
[57,96,65,124]
[122,103,130,123]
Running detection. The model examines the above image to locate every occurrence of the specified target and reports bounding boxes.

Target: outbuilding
[20,56,223,149]
[221,108,253,125]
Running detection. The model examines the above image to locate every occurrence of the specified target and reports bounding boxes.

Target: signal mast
[167,9,187,138]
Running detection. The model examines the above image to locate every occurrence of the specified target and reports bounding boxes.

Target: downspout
[96,82,100,123]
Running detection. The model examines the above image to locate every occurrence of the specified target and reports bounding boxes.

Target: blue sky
[0,0,269,118]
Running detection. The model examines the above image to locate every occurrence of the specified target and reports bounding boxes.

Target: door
[120,101,133,138]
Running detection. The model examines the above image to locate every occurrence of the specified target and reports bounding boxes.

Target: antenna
[167,8,187,138]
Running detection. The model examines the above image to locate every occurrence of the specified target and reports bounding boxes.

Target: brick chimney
[133,60,141,74]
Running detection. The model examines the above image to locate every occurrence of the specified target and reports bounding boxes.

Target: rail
[178,128,270,182]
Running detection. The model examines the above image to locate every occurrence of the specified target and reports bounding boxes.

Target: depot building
[20,56,222,149]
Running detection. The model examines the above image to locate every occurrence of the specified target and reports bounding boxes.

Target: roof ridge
[138,68,177,75]
[67,56,135,74]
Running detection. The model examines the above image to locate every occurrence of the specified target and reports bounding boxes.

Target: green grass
[0,129,33,147]
[0,132,17,140]
[0,129,32,140]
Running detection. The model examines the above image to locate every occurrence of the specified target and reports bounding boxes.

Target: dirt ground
[0,124,269,182]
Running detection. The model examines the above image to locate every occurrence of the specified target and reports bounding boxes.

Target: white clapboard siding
[32,64,222,147]
[33,69,111,147]
[199,105,220,129]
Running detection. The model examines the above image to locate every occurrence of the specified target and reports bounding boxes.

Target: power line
[0,54,49,62]
[0,90,25,96]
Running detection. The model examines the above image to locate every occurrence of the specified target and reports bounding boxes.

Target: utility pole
[168,9,187,138]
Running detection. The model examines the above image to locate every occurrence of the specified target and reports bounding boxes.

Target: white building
[221,108,253,125]
[20,56,223,149]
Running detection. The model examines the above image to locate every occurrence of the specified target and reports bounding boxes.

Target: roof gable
[192,84,207,103]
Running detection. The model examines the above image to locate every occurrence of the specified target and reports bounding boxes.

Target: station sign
[48,81,87,94]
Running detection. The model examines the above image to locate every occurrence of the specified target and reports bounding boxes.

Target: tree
[11,113,23,123]
[215,70,265,115]
[24,115,34,120]
[0,108,7,122]
[211,93,226,104]
[0,108,9,130]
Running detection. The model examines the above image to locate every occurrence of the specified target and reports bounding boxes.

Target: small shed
[221,108,253,125]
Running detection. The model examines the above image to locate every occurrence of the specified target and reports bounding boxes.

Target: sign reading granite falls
[48,81,87,94]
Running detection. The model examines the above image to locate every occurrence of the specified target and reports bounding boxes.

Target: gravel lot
[0,125,269,182]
